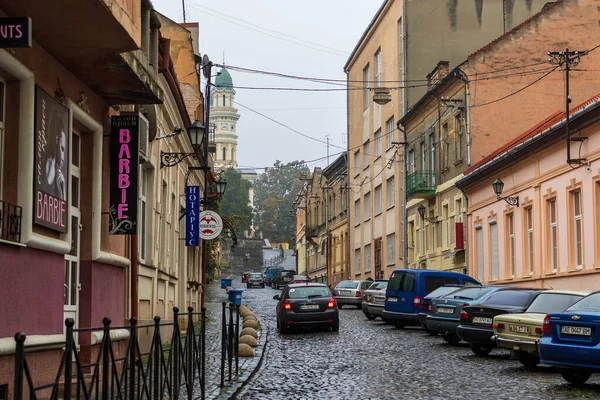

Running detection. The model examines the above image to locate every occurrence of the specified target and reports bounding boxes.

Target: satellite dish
[202,54,211,79]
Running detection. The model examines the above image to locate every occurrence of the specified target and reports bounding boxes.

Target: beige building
[344,0,548,278]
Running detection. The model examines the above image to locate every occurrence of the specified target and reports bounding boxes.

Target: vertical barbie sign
[109,115,139,234]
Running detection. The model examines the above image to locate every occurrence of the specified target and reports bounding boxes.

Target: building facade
[456,95,600,290]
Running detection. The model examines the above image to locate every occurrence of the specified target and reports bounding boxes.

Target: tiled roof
[468,0,564,61]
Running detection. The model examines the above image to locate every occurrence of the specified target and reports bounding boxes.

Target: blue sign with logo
[186,186,200,246]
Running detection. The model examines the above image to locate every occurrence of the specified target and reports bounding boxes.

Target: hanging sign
[0,17,32,48]
[186,186,200,246]
[109,114,139,234]
[199,210,223,240]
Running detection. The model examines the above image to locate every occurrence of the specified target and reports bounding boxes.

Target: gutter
[345,69,351,279]
[158,36,192,130]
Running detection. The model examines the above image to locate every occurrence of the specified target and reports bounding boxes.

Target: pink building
[456,95,600,290]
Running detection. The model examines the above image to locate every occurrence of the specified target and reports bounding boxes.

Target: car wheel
[470,344,493,357]
[442,333,461,345]
[518,352,540,368]
[393,322,406,329]
[561,369,591,386]
[365,313,377,321]
[331,323,340,332]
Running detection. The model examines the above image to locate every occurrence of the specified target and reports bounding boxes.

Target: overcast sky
[152,0,383,172]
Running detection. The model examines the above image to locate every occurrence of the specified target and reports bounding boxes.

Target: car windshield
[368,282,388,290]
[287,286,330,299]
[525,293,584,313]
[567,293,600,313]
[480,290,532,306]
[450,286,497,300]
[250,273,262,278]
[293,275,308,280]
[425,286,462,300]
[336,281,359,289]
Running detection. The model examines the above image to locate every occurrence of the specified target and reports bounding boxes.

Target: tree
[219,168,253,236]
[254,160,309,245]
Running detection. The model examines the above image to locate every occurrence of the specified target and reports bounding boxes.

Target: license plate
[509,325,530,333]
[437,307,454,314]
[341,290,352,295]
[388,297,398,303]
[301,304,319,310]
[561,325,592,336]
[473,317,493,325]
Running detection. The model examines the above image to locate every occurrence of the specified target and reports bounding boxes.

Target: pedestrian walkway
[203,278,268,400]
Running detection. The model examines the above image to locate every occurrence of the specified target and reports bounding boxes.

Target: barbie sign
[109,114,139,234]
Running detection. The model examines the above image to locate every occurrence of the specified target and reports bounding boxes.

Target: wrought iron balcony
[0,200,22,243]
[406,171,436,198]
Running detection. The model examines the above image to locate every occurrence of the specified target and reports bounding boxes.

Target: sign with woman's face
[34,86,69,232]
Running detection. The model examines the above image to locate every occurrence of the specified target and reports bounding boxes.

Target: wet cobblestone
[234,282,600,400]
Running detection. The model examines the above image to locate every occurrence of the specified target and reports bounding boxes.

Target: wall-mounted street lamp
[160,120,206,168]
[492,178,519,207]
[417,204,439,224]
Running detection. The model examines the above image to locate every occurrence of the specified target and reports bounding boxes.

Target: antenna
[325,135,330,166]
[182,0,186,22]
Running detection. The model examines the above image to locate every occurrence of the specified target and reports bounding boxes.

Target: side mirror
[273,295,280,300]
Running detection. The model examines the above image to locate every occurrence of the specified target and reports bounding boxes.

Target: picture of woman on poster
[44,114,68,201]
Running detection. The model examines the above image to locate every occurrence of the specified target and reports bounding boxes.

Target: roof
[214,67,234,91]
[322,151,348,178]
[457,93,600,188]
[467,0,564,60]
[343,0,389,72]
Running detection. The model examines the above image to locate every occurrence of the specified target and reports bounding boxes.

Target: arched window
[231,148,236,162]
[222,95,226,107]
[222,147,226,160]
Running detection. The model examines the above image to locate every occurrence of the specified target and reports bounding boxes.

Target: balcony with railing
[406,171,436,198]
[0,200,22,243]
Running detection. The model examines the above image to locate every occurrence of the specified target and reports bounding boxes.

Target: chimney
[426,61,450,91]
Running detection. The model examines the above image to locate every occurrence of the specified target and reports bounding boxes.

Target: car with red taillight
[273,283,339,334]
[492,290,588,367]
[427,285,510,345]
[246,272,266,288]
[456,288,545,357]
[539,291,600,385]
[333,280,373,309]
[417,284,465,335]
[382,269,480,329]
[361,280,388,320]
[290,275,310,284]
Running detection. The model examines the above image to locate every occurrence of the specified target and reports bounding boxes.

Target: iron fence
[219,303,239,388]
[14,307,206,400]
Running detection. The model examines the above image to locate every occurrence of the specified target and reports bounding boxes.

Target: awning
[444,249,465,259]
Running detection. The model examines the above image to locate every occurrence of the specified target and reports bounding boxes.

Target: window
[374,185,382,215]
[507,213,515,277]
[442,122,449,168]
[363,141,370,168]
[355,248,362,274]
[443,204,449,248]
[354,150,360,176]
[430,130,436,171]
[363,64,370,109]
[456,198,463,222]
[490,222,498,280]
[428,210,435,252]
[387,117,395,148]
[375,129,382,158]
[375,49,381,87]
[424,277,459,294]
[364,192,371,220]
[455,111,463,161]
[387,233,395,266]
[222,147,226,161]
[525,207,533,276]
[398,17,405,114]
[139,168,148,262]
[386,177,395,208]
[476,227,483,281]
[354,199,361,224]
[572,190,583,268]
[365,244,372,272]
[422,219,428,254]
[548,198,558,272]
[408,150,415,174]
[420,142,426,171]
[222,94,226,107]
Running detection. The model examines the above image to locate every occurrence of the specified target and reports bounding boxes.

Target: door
[64,130,81,339]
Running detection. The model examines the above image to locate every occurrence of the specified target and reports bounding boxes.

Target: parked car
[246,272,266,289]
[264,266,283,286]
[492,289,589,367]
[361,280,388,320]
[273,283,339,333]
[272,269,295,289]
[241,270,252,283]
[457,288,545,356]
[333,280,373,309]
[427,285,510,345]
[417,285,465,335]
[291,275,310,284]
[539,291,600,385]
[382,269,480,329]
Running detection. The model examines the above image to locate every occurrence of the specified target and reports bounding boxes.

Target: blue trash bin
[228,289,243,306]
[221,278,232,289]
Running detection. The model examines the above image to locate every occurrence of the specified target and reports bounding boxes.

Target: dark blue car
[539,291,600,385]
[381,269,480,329]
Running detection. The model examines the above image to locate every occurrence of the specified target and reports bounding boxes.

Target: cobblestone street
[231,280,600,400]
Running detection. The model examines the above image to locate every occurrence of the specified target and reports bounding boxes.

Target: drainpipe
[402,128,408,268]
[345,70,352,280]
[458,188,470,277]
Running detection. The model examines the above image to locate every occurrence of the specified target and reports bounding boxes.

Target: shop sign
[0,17,32,48]
[186,186,200,246]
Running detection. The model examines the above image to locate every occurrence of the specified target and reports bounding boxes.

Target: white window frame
[365,244,372,273]
[456,198,463,222]
[549,199,558,273]
[573,190,583,269]
[476,227,483,281]
[387,233,395,266]
[374,185,382,215]
[363,64,370,110]
[386,177,395,208]
[508,213,515,277]
[526,207,533,276]
[443,204,449,249]
[387,117,395,149]
[490,222,498,281]
[354,199,361,225]
[375,129,382,158]
[364,192,371,220]
[375,49,381,87]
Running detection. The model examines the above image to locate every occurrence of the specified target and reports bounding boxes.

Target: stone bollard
[239,335,258,347]
[240,327,258,338]
[243,315,258,323]
[242,319,259,330]
[240,309,255,318]
[238,343,255,357]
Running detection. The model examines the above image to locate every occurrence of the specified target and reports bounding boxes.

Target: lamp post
[418,204,439,224]
[492,178,519,207]
[200,57,213,309]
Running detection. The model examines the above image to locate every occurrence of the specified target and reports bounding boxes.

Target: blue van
[381,269,480,328]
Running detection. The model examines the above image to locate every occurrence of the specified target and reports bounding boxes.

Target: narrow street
[231,278,600,400]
